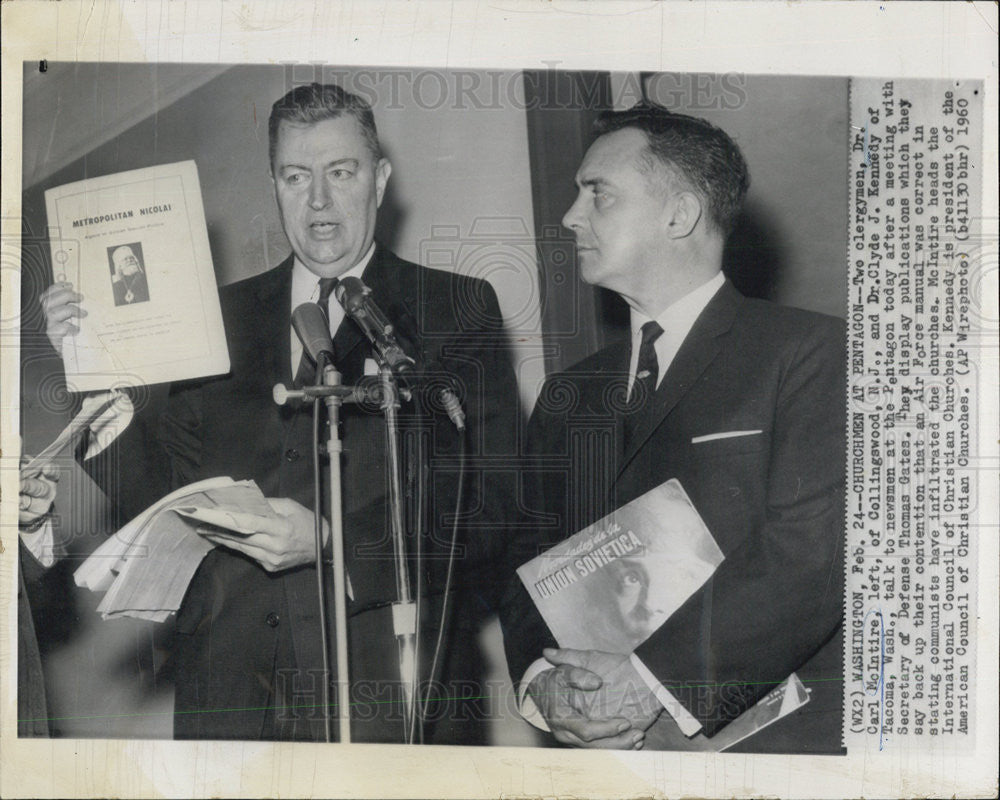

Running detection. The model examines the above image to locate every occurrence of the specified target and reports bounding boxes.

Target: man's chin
[297,251,353,278]
[576,253,602,281]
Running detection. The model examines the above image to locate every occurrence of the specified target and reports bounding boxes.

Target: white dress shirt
[626,271,726,395]
[289,243,375,373]
[519,270,726,737]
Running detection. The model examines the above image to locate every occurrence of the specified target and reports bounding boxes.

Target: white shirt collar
[627,271,725,391]
[290,242,376,309]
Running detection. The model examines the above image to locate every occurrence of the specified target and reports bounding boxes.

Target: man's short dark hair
[268,82,382,166]
[594,103,750,236]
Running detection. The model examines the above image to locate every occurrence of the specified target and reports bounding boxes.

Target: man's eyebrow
[278,158,359,172]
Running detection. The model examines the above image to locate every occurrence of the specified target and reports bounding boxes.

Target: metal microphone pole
[285,300,426,744]
[273,367,353,744]
[379,363,419,739]
[321,362,352,745]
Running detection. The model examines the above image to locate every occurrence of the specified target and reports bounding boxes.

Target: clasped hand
[198,497,329,573]
[527,647,662,749]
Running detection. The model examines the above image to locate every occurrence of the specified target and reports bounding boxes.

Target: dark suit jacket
[101,245,520,743]
[501,281,846,752]
[18,541,50,737]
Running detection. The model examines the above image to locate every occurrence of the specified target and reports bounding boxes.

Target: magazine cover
[517,479,724,653]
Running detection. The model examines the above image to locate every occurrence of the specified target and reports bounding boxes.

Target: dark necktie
[623,320,664,450]
[294,277,339,387]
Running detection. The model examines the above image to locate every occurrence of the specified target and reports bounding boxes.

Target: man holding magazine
[500,103,846,753]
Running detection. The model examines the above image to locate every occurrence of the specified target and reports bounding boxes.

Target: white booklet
[44,160,229,391]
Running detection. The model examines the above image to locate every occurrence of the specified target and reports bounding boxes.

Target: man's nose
[309,177,333,210]
[561,193,583,231]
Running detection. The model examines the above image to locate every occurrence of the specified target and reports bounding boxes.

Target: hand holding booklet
[44,160,229,391]
[75,478,279,623]
[516,479,810,751]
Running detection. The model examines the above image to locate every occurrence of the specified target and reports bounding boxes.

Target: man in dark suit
[500,104,845,752]
[43,83,520,744]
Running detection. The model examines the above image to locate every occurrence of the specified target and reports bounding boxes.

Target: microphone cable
[409,438,425,745]
[417,423,468,739]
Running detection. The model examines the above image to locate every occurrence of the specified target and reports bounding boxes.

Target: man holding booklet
[40,82,520,744]
[500,103,846,752]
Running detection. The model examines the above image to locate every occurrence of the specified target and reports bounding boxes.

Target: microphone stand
[321,362,352,745]
[274,367,418,744]
[379,363,419,740]
[273,363,353,744]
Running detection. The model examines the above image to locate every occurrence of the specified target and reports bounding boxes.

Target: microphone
[334,278,415,375]
[335,277,465,430]
[292,302,335,366]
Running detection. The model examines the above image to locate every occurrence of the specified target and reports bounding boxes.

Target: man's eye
[330,168,353,180]
[285,173,307,185]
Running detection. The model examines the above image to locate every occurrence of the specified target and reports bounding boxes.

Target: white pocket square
[691,430,763,444]
[364,358,380,376]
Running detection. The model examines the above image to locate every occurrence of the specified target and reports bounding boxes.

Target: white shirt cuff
[516,658,554,732]
[629,653,702,736]
[19,518,60,569]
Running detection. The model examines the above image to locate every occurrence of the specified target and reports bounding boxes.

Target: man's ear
[665,190,702,239]
[375,158,392,207]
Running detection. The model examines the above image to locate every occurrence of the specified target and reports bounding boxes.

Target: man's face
[271,115,391,278]
[609,558,662,641]
[112,246,140,275]
[562,128,671,299]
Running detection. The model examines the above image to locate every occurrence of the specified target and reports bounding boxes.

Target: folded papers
[75,477,276,622]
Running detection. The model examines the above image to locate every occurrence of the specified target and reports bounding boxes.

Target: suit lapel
[580,340,632,469]
[254,255,295,388]
[615,282,742,481]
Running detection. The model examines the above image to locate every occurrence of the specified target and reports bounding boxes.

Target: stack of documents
[75,477,276,622]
